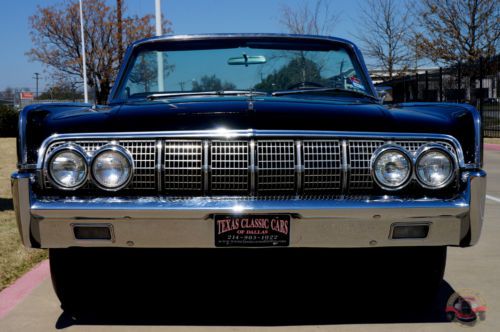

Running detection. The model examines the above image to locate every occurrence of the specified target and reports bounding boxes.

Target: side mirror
[376,86,393,103]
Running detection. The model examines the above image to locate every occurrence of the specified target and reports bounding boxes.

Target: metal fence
[376,56,500,138]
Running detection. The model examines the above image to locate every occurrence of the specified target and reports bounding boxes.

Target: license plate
[214,214,291,247]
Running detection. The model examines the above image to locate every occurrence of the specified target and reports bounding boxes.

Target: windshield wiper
[146,90,267,100]
[271,87,380,102]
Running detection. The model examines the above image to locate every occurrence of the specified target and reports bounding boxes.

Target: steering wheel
[286,81,325,90]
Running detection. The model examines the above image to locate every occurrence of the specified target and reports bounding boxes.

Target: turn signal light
[73,225,112,240]
[391,224,429,239]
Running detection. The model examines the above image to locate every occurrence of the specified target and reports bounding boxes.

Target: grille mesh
[348,140,384,190]
[303,140,342,191]
[43,137,459,194]
[211,141,249,192]
[120,140,156,190]
[257,141,296,191]
[164,140,203,192]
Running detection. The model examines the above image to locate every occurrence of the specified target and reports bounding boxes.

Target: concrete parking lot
[1,149,499,331]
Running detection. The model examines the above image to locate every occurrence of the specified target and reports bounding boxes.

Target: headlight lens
[373,149,411,189]
[49,149,87,189]
[416,149,454,188]
[91,147,133,190]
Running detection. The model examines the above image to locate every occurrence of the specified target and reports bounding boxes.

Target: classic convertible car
[12,34,486,310]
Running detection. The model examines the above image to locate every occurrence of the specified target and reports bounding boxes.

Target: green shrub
[0,105,18,137]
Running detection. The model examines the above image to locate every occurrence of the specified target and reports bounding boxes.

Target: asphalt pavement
[1,150,499,331]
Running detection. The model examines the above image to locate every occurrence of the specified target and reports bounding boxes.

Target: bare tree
[279,0,339,35]
[355,0,410,79]
[27,0,172,103]
[416,0,500,64]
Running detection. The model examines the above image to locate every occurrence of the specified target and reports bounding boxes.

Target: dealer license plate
[214,214,291,247]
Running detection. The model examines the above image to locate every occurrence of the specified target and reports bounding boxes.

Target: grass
[0,138,47,291]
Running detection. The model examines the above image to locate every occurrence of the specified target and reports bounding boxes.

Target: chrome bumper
[11,170,486,249]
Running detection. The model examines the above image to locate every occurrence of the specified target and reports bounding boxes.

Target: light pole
[79,0,89,103]
[117,0,123,63]
[155,0,164,92]
[33,73,41,99]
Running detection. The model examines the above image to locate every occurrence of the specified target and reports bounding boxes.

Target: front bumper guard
[11,170,486,248]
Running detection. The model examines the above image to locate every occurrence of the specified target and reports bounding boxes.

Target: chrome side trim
[464,170,487,246]
[11,172,32,248]
[473,106,483,167]
[249,139,256,195]
[203,140,210,193]
[156,140,163,192]
[36,130,467,170]
[295,140,303,194]
[341,140,348,192]
[18,107,28,166]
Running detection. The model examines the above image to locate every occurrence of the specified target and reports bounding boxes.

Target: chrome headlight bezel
[370,144,413,191]
[415,144,457,189]
[90,144,134,191]
[45,143,89,190]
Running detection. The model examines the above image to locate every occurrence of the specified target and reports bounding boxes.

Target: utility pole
[79,0,89,103]
[117,0,123,63]
[33,73,41,99]
[155,0,164,91]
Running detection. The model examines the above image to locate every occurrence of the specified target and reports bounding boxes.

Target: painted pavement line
[486,195,500,203]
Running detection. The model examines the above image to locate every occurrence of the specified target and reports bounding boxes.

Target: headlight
[371,145,412,190]
[416,145,455,189]
[47,144,88,190]
[91,145,133,191]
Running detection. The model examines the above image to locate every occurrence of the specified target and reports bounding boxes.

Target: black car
[12,34,486,311]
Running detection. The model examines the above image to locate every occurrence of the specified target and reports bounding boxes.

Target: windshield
[117,39,372,100]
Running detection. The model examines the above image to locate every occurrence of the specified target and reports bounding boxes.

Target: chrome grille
[211,141,249,192]
[303,140,342,191]
[120,140,156,190]
[164,140,203,192]
[348,140,384,190]
[42,135,460,195]
[257,141,296,192]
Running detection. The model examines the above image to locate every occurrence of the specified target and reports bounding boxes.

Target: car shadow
[0,197,13,211]
[53,248,457,328]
